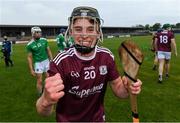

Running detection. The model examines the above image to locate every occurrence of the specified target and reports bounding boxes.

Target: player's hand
[129,79,142,95]
[175,52,178,57]
[42,73,65,106]
[30,70,36,76]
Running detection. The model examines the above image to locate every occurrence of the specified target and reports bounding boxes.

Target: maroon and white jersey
[48,46,120,122]
[156,30,174,52]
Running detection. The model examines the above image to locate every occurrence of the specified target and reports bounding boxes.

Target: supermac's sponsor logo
[68,83,104,98]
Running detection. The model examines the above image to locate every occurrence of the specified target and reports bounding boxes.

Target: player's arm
[171,38,177,56]
[150,39,155,51]
[10,41,13,54]
[36,94,54,116]
[63,41,67,48]
[27,52,35,76]
[154,38,158,52]
[60,36,66,48]
[36,73,65,116]
[47,46,53,60]
[150,39,153,48]
[110,76,129,98]
[110,76,142,98]
[56,37,59,44]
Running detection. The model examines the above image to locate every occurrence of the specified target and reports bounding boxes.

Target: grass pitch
[0,35,180,122]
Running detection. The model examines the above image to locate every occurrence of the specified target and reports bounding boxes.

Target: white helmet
[31,27,41,35]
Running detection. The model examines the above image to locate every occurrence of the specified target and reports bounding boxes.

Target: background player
[151,29,163,70]
[155,24,177,83]
[26,27,53,95]
[1,36,13,67]
[56,28,67,52]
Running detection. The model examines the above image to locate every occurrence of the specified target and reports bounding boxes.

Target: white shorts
[34,59,50,74]
[157,51,171,60]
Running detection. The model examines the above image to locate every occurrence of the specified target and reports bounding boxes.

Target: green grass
[0,35,180,122]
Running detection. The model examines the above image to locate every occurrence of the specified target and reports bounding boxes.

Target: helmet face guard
[65,6,103,54]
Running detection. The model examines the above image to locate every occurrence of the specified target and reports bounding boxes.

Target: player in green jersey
[26,27,53,95]
[66,36,74,48]
[56,28,67,52]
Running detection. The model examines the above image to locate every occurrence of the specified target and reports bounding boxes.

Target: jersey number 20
[84,70,96,80]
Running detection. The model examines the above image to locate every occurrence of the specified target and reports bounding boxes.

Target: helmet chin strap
[74,40,98,54]
[74,44,95,54]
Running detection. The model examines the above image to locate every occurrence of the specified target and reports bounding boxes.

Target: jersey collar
[74,46,97,61]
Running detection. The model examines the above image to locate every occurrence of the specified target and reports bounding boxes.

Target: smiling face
[70,17,100,48]
[33,31,42,39]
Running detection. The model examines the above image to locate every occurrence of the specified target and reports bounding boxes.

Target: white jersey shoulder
[27,39,34,46]
[59,34,63,36]
[40,37,47,41]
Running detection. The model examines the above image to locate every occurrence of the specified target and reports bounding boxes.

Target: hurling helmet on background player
[157,28,163,33]
[162,24,171,30]
[31,27,42,36]
[60,28,66,33]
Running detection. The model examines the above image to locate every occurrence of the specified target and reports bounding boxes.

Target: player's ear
[96,24,101,38]
[97,29,101,39]
[69,28,72,35]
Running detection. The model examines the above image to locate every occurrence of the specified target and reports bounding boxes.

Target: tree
[145,24,150,30]
[135,24,144,28]
[152,23,161,31]
[176,23,180,28]
[171,24,176,28]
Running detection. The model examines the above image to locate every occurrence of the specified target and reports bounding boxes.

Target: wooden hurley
[118,40,144,123]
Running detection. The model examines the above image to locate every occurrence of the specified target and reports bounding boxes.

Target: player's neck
[77,50,95,57]
[75,47,96,60]
[33,37,40,41]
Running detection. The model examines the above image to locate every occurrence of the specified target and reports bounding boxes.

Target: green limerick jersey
[26,38,49,63]
[66,36,74,48]
[56,34,66,51]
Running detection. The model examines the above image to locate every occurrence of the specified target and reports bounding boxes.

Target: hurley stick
[118,40,144,123]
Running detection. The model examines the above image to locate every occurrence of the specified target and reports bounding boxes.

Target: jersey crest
[99,65,107,75]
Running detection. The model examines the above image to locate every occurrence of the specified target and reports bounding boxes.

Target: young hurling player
[36,6,142,122]
[155,24,177,83]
